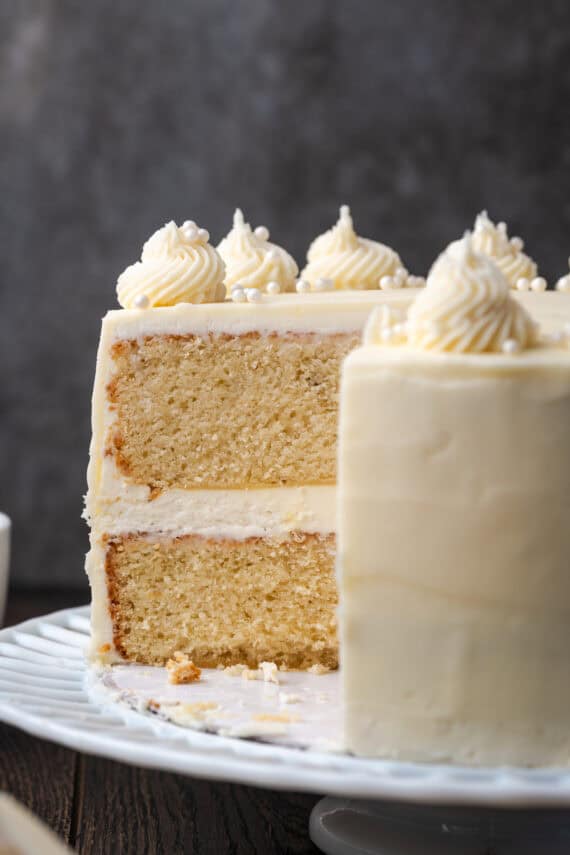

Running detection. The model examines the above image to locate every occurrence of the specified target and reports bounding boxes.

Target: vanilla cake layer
[100,531,337,668]
[339,344,570,766]
[107,331,359,490]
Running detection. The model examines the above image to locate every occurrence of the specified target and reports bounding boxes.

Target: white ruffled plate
[1,606,570,809]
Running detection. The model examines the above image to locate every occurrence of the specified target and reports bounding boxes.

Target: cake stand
[2,607,570,854]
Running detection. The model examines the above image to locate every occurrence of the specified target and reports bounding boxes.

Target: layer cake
[86,208,568,682]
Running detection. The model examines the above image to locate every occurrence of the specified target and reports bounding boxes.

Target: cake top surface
[116,220,226,308]
[300,205,421,292]
[217,209,299,294]
[363,234,569,360]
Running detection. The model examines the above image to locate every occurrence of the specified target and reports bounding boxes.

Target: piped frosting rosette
[300,206,418,291]
[469,211,540,289]
[217,209,298,294]
[116,221,226,308]
[365,235,538,355]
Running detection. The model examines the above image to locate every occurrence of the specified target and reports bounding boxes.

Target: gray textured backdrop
[2,0,570,589]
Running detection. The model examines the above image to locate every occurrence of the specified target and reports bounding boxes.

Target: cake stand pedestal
[309,798,570,855]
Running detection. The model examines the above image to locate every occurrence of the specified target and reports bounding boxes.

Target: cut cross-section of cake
[85,210,567,673]
[85,211,419,669]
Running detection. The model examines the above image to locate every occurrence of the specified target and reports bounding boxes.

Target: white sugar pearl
[254,226,270,241]
[531,276,547,292]
[412,276,426,288]
[497,221,507,233]
[197,228,210,243]
[296,279,311,293]
[231,287,247,303]
[556,275,570,293]
[510,236,524,251]
[502,338,521,355]
[266,281,280,295]
[246,287,262,303]
[134,294,149,309]
[314,277,333,291]
[516,277,530,291]
[182,225,198,241]
[182,220,197,231]
[379,275,395,290]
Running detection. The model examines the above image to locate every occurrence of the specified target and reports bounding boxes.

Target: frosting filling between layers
[87,464,336,538]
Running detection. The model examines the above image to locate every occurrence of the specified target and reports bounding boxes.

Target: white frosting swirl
[117,221,226,308]
[217,209,298,293]
[300,206,405,290]
[470,211,538,287]
[407,236,537,353]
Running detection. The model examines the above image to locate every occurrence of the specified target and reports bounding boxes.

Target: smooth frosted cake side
[338,236,570,766]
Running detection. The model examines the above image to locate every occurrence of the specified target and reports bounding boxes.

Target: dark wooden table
[0,591,321,854]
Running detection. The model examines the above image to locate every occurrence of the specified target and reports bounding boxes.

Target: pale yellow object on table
[0,794,71,854]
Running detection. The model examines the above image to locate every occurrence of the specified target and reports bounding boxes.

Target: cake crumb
[260,661,279,684]
[242,668,261,681]
[279,692,302,705]
[180,701,218,714]
[98,643,112,654]
[240,662,279,684]
[224,663,249,676]
[166,652,202,685]
[308,663,329,675]
[253,712,300,723]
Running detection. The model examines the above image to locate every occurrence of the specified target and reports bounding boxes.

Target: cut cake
[86,208,564,675]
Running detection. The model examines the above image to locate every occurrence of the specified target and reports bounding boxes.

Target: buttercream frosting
[366,236,537,354]
[217,209,298,293]
[339,341,570,766]
[116,221,226,308]
[469,210,538,287]
[300,206,408,291]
